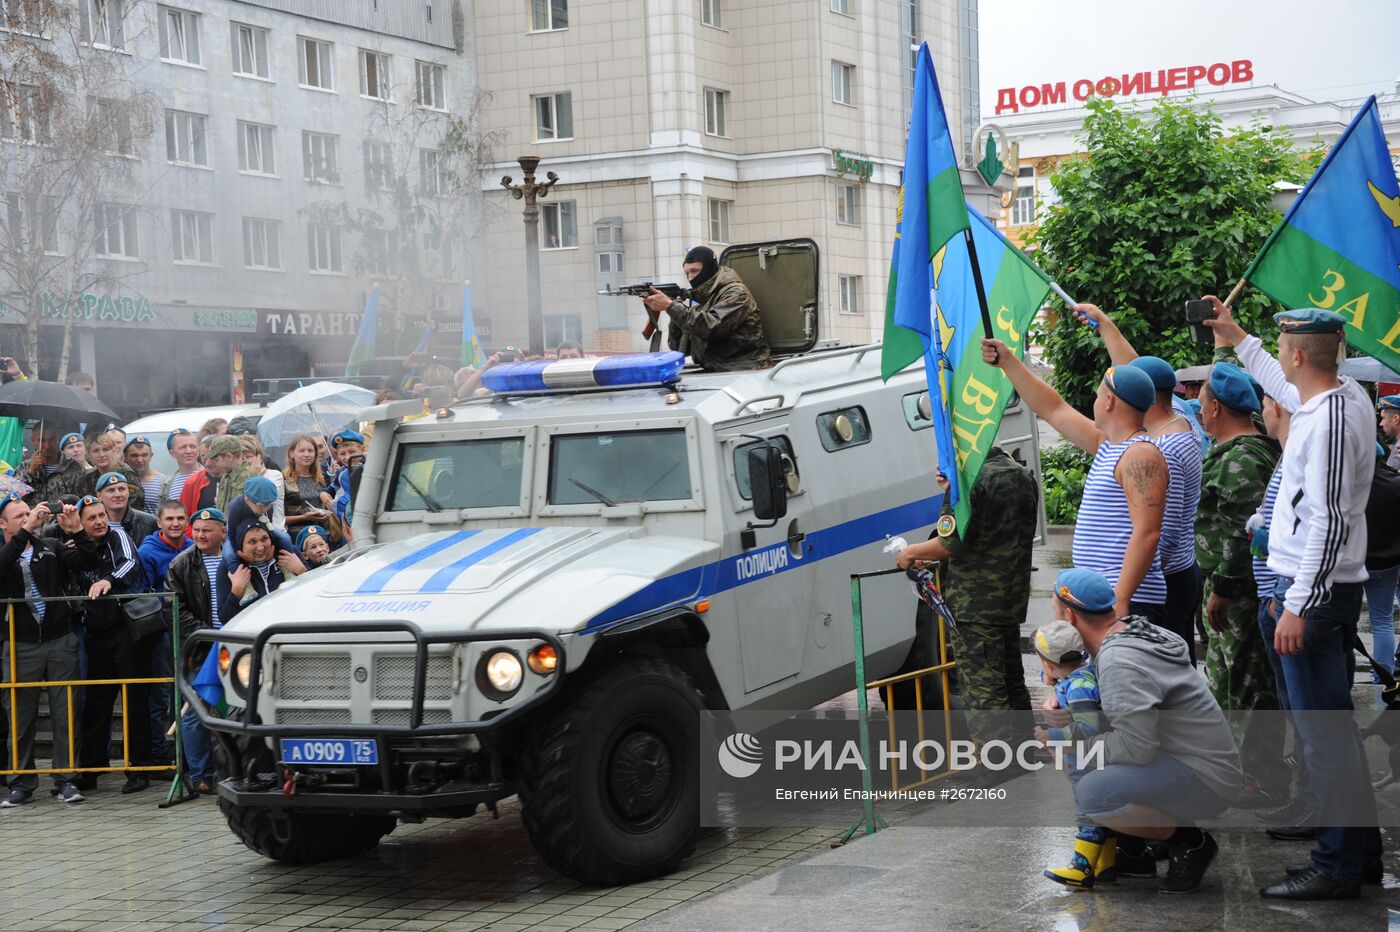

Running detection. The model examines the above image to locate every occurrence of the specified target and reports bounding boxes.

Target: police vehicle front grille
[373,654,454,701]
[275,708,353,725]
[372,708,452,726]
[279,654,353,700]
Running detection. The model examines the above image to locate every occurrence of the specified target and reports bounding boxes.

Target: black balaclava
[684,246,719,289]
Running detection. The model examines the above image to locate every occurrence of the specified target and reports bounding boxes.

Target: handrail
[764,342,880,382]
[731,393,787,417]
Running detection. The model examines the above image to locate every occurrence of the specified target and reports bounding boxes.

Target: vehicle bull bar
[178,620,567,738]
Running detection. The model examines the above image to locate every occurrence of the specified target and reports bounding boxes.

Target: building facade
[0,0,476,418]
[471,0,982,353]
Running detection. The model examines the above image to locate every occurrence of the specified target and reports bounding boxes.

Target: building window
[530,0,568,31]
[298,36,335,91]
[533,92,573,141]
[832,62,855,105]
[306,222,343,272]
[80,0,124,48]
[1,85,50,145]
[0,0,42,33]
[4,193,59,254]
[171,209,213,264]
[1011,165,1035,225]
[364,139,393,191]
[541,200,577,249]
[158,6,201,66]
[236,121,276,175]
[92,97,134,157]
[419,148,446,195]
[230,22,270,79]
[302,131,340,184]
[835,183,859,225]
[598,252,623,274]
[415,61,446,110]
[242,217,280,270]
[901,0,918,121]
[364,228,400,277]
[360,49,391,100]
[838,274,860,315]
[831,0,850,14]
[707,197,731,244]
[545,314,583,347]
[701,0,721,28]
[94,203,139,259]
[703,88,728,137]
[164,109,208,167]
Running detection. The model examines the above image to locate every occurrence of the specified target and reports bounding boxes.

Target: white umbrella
[1340,356,1400,383]
[256,381,377,449]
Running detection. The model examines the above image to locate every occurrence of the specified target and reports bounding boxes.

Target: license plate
[279,738,379,766]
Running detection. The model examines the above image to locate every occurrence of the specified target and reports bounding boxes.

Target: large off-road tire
[518,657,703,885]
[214,741,396,864]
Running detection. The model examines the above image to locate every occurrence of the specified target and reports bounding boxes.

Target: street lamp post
[501,155,559,357]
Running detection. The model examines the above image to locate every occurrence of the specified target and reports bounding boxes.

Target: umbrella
[0,379,117,424]
[1340,356,1400,384]
[257,381,377,448]
[0,475,33,497]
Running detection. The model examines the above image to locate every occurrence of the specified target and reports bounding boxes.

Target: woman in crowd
[239,435,285,531]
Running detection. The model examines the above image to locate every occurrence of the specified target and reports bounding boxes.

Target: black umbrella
[0,379,118,424]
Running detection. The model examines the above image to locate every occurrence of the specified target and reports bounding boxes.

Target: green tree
[1027,97,1321,410]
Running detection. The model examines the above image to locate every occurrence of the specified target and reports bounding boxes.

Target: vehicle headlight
[477,649,523,700]
[229,650,253,697]
[527,644,558,675]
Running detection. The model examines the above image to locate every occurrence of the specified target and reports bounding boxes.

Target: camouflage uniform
[19,458,95,505]
[214,462,255,514]
[939,447,1039,737]
[666,266,772,372]
[1195,428,1284,793]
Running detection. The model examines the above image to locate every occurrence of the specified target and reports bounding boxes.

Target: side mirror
[748,445,788,522]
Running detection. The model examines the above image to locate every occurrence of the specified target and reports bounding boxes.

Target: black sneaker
[1260,866,1360,900]
[1115,845,1157,878]
[58,783,84,804]
[0,788,31,808]
[120,776,150,795]
[1159,831,1218,893]
[1266,825,1317,841]
[1255,797,1309,825]
[1286,860,1383,885]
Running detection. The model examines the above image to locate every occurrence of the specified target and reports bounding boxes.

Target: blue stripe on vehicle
[354,530,479,595]
[419,528,543,594]
[581,493,943,634]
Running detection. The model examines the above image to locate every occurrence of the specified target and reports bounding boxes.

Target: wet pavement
[2,527,1397,930]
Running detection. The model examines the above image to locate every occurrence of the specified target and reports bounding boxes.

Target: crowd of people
[0,410,373,806]
[900,298,1396,901]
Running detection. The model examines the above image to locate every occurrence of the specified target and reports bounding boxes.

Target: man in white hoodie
[1204,300,1379,900]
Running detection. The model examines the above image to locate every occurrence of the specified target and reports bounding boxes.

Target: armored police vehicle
[183,240,1043,885]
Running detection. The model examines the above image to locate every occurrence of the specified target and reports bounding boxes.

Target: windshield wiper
[570,478,618,508]
[400,473,444,513]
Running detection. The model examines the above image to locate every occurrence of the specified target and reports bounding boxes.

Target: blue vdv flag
[399,325,435,392]
[461,281,486,369]
[345,287,380,378]
[191,644,224,707]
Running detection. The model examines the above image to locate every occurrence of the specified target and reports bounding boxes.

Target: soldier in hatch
[641,246,772,372]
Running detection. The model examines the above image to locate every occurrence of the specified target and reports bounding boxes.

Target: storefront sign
[262,310,363,337]
[994,58,1256,114]
[832,148,874,183]
[194,308,258,330]
[42,291,156,323]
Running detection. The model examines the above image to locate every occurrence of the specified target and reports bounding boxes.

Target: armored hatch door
[719,239,819,358]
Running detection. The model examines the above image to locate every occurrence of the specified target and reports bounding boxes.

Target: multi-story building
[0,0,475,418]
[471,0,985,354]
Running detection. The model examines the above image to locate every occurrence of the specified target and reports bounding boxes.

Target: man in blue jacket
[136,501,191,764]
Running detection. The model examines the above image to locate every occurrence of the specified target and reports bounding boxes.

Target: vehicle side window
[902,392,932,431]
[733,436,796,501]
[817,406,871,452]
[548,429,691,504]
[387,439,525,511]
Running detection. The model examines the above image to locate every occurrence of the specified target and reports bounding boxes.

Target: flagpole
[1222,278,1247,308]
[961,228,995,340]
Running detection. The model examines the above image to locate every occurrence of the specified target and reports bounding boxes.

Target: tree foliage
[1026,97,1322,410]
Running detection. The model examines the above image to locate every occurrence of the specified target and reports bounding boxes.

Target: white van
[122,403,263,474]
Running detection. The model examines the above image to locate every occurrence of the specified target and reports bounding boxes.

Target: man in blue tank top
[1072,303,1205,663]
[982,338,1168,621]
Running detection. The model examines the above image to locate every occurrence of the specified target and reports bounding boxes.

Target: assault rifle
[598,282,691,348]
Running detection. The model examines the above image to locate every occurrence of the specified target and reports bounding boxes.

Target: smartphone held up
[1184,299,1216,344]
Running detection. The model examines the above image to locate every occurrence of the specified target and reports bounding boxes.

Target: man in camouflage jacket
[645,246,772,372]
[20,423,96,504]
[1194,360,1284,797]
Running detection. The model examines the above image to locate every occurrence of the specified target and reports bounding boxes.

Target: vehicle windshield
[387,438,526,511]
[548,429,691,505]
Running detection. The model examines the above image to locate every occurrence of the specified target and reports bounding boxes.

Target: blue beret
[124,435,151,451]
[296,525,328,551]
[59,433,83,449]
[1378,396,1400,412]
[1103,365,1156,412]
[331,429,365,448]
[94,471,128,492]
[1055,567,1117,614]
[166,428,193,451]
[1128,356,1176,393]
[191,507,226,524]
[1274,308,1346,334]
[242,475,279,505]
[1208,361,1262,414]
[1182,398,1203,418]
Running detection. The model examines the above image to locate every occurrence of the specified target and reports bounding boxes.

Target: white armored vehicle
[183,240,1042,884]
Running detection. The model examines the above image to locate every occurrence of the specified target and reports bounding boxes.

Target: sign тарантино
[262,309,364,336]
[994,59,1256,114]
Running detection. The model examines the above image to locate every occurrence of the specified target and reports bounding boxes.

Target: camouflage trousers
[951,620,1032,744]
[1203,587,1286,795]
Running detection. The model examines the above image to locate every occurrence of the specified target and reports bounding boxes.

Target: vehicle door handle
[786,520,806,553]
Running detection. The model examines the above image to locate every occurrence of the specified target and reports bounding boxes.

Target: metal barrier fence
[0,592,196,806]
[844,567,958,841]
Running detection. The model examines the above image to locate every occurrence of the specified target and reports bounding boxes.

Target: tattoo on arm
[1121,458,1163,507]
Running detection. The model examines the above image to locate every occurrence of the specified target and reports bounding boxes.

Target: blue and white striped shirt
[202,554,223,628]
[1072,435,1168,605]
[1153,426,1204,575]
[1254,465,1282,601]
[141,473,166,507]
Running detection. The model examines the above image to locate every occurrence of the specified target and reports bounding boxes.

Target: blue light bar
[480,351,686,393]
